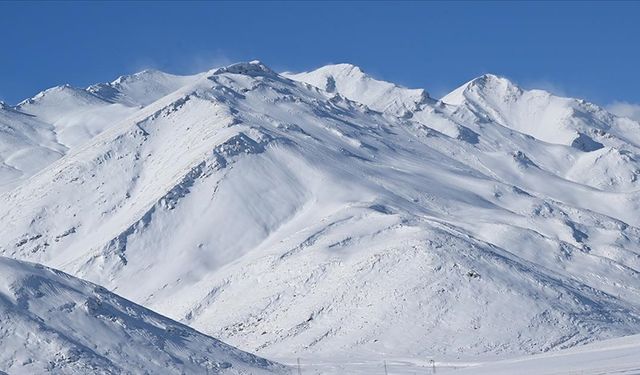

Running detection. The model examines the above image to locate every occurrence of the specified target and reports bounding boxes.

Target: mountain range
[1,60,640,372]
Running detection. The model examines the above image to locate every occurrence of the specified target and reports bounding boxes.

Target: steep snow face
[0,256,285,375]
[2,61,640,362]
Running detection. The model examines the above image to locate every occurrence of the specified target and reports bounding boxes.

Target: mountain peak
[211,60,277,78]
[442,73,522,105]
[471,73,516,87]
[285,63,429,115]
[316,63,366,77]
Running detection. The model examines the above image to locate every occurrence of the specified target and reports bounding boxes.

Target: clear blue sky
[1,1,639,107]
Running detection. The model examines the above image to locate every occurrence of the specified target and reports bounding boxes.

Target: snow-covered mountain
[0,256,285,374]
[1,61,640,365]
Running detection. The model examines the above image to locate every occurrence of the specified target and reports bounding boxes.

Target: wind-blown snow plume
[607,101,640,121]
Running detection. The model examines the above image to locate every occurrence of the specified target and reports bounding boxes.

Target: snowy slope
[451,333,640,375]
[15,85,136,149]
[1,61,640,363]
[0,256,285,375]
[0,103,66,191]
[289,333,640,374]
[0,70,202,191]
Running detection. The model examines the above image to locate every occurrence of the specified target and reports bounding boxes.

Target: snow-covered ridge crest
[16,84,94,106]
[87,68,202,107]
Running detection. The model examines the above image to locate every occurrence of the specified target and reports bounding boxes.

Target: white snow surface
[0,256,285,374]
[285,333,640,374]
[0,70,202,191]
[284,64,429,116]
[451,333,640,375]
[2,61,640,365]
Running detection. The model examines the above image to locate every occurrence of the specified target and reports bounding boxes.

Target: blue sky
[1,1,639,111]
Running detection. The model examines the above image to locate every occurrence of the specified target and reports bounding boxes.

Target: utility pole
[296,358,302,375]
[429,359,436,374]
[384,360,388,375]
